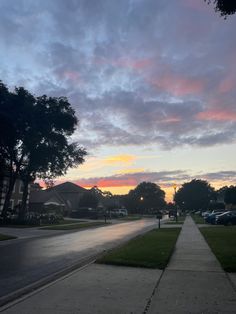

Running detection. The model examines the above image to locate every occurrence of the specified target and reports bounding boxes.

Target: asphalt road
[0,219,159,302]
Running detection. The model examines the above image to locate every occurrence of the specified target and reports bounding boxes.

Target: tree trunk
[1,173,17,220]
[19,178,30,221]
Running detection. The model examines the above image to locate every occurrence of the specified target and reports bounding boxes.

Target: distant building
[29,182,87,216]
[0,175,30,214]
[29,189,66,214]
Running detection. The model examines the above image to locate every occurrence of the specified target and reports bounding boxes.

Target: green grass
[40,221,109,230]
[97,228,181,269]
[200,226,236,272]
[191,214,205,224]
[0,233,17,241]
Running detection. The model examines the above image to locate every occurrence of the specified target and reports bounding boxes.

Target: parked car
[202,211,212,218]
[205,211,224,224]
[215,211,236,226]
[110,208,128,217]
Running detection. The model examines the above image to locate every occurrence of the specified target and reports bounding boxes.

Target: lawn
[191,214,205,224]
[200,226,236,272]
[40,221,109,230]
[0,233,16,241]
[97,228,181,269]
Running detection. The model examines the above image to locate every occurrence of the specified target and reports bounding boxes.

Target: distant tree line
[174,179,236,212]
[0,81,87,221]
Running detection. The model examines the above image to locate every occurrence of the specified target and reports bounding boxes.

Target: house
[29,189,66,214]
[42,182,87,216]
[0,175,30,215]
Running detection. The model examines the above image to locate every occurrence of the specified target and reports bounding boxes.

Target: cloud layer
[1,0,236,152]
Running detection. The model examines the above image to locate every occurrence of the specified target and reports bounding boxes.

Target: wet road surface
[0,219,158,300]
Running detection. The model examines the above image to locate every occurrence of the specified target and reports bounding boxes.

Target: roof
[29,189,65,205]
[48,182,87,194]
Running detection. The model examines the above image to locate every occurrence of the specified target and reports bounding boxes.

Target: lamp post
[140,196,143,216]
[173,184,178,222]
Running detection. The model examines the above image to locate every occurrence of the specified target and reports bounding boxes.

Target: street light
[140,196,144,216]
[173,184,178,222]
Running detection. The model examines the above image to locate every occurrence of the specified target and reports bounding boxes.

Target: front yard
[200,226,236,272]
[97,227,181,269]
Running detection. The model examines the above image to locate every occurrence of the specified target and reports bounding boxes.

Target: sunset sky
[1,0,236,201]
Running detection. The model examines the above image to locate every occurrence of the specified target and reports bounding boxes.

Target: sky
[1,0,236,201]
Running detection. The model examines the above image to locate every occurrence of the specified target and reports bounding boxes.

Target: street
[0,219,158,302]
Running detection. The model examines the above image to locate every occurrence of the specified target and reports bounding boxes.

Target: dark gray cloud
[1,0,236,150]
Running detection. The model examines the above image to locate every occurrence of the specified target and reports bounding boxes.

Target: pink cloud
[197,109,236,121]
[63,70,81,81]
[218,76,236,93]
[151,74,205,96]
[75,178,138,188]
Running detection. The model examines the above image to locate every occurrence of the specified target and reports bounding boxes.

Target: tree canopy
[125,182,166,214]
[205,0,236,18]
[174,179,214,211]
[224,186,236,205]
[0,81,87,219]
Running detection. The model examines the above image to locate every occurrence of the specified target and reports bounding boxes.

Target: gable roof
[29,189,65,205]
[48,182,87,194]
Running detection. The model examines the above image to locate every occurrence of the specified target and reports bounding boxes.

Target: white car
[111,209,128,217]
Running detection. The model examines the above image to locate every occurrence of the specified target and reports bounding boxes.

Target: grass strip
[191,214,205,224]
[0,233,17,241]
[40,221,109,230]
[97,228,181,269]
[200,226,236,272]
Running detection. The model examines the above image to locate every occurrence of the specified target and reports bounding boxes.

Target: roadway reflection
[0,219,158,298]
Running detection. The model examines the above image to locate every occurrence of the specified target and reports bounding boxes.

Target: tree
[125,182,166,214]
[174,179,214,212]
[0,81,87,220]
[205,1,236,18]
[224,186,236,206]
[79,192,99,209]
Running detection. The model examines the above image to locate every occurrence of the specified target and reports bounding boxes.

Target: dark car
[215,211,236,226]
[205,211,224,224]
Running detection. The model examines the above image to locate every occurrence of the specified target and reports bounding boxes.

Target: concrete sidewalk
[148,216,236,313]
[0,216,236,313]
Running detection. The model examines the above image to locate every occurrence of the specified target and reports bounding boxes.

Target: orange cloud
[196,109,236,121]
[104,154,136,165]
[151,74,205,96]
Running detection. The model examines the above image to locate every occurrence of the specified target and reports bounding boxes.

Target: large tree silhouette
[0,81,87,220]
[174,179,214,211]
[125,182,166,214]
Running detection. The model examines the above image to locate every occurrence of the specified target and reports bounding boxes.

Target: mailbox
[156,212,162,220]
